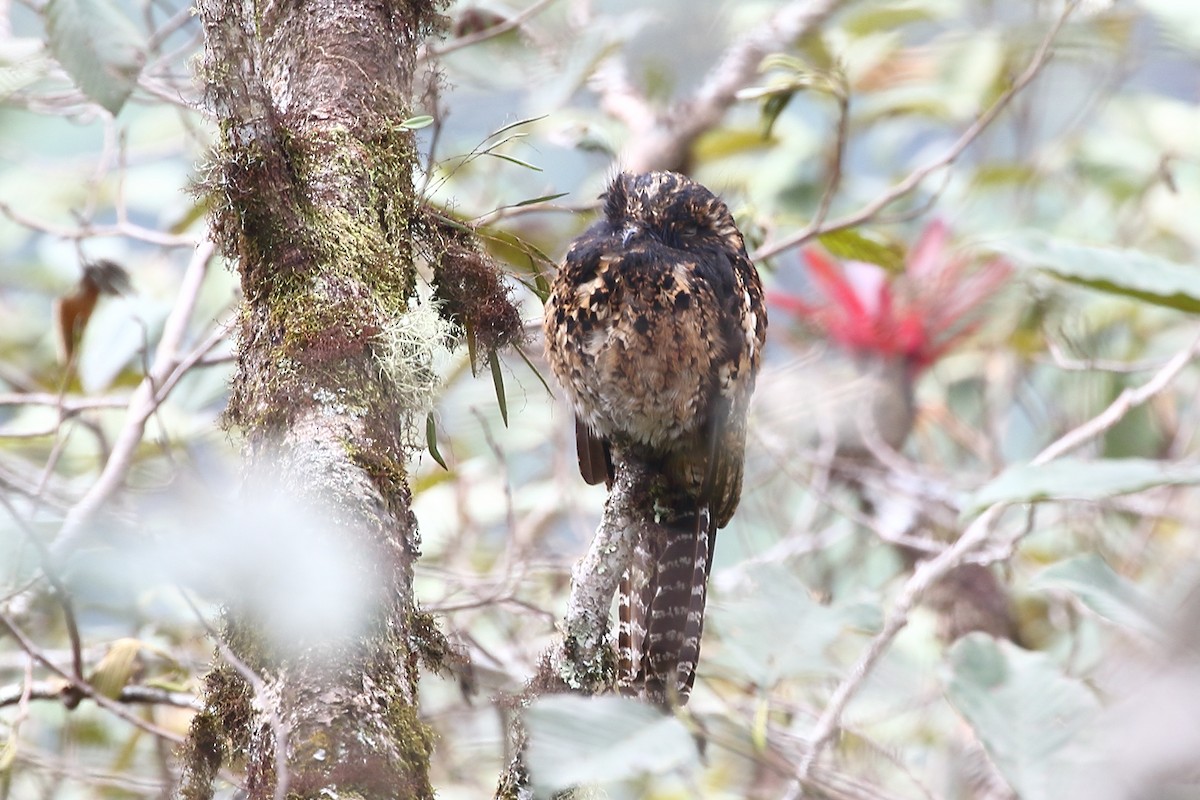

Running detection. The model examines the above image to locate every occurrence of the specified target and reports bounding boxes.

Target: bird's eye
[678,222,700,237]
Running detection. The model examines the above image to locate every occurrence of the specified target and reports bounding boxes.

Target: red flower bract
[769,221,1010,371]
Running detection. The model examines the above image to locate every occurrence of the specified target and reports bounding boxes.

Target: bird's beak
[621,222,641,246]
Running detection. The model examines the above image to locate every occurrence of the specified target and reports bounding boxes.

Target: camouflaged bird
[544,171,766,705]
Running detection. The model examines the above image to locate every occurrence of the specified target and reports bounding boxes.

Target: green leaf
[532,270,551,302]
[843,3,939,36]
[400,114,434,130]
[525,695,699,795]
[817,229,905,273]
[483,151,543,172]
[990,232,1200,313]
[489,351,508,426]
[759,92,794,139]
[45,0,144,114]
[512,344,553,396]
[964,458,1200,516]
[1029,555,1162,638]
[512,191,569,207]
[487,114,548,139]
[464,318,478,376]
[425,412,448,470]
[945,635,1099,800]
[695,126,778,159]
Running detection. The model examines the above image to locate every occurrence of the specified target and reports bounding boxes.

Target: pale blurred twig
[785,321,1200,794]
[593,0,847,173]
[754,0,1080,262]
[51,240,217,559]
[0,609,186,744]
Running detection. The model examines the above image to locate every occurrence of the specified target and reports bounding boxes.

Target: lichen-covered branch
[495,459,647,796]
[545,459,646,693]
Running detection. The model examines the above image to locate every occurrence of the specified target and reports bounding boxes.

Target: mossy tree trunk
[179,1,445,798]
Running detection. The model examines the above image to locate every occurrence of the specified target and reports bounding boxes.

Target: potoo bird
[543,171,766,705]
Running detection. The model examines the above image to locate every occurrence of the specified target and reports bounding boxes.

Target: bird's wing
[574,415,612,487]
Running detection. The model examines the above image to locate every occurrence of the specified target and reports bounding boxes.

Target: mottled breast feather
[544,170,765,525]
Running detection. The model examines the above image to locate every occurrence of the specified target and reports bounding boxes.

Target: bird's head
[603,171,747,258]
[770,221,1010,372]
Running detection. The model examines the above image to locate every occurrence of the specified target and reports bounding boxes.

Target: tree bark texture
[180,1,446,798]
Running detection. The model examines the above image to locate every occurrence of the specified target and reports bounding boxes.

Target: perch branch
[541,458,646,691]
[496,459,646,794]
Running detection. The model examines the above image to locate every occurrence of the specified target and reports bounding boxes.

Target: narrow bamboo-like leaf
[480,133,529,155]
[429,211,474,234]
[513,344,553,396]
[490,351,508,426]
[477,226,557,268]
[759,91,794,139]
[400,114,435,130]
[425,412,448,470]
[990,232,1200,313]
[533,270,551,302]
[464,319,478,376]
[487,114,548,139]
[484,152,543,171]
[45,0,144,114]
[964,458,1200,517]
[513,191,569,207]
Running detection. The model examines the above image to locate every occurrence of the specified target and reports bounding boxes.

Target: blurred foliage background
[4,0,1200,797]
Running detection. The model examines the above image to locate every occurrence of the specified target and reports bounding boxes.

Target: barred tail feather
[618,507,715,706]
[618,531,655,696]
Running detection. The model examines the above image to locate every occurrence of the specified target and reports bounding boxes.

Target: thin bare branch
[0,679,201,710]
[1032,330,1200,467]
[0,493,85,695]
[422,0,560,60]
[0,393,129,410]
[51,240,216,560]
[784,320,1200,793]
[753,0,1079,262]
[0,609,186,744]
[0,199,199,248]
[598,0,846,173]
